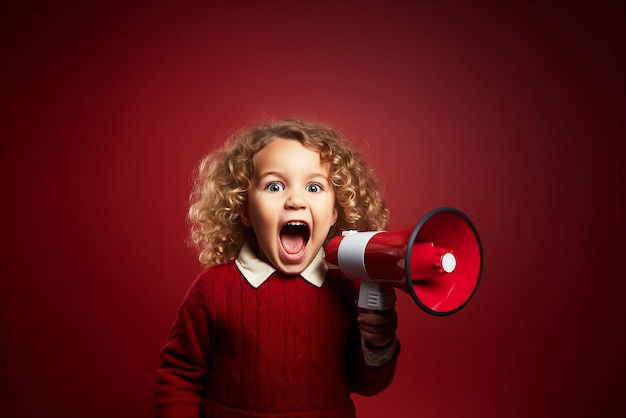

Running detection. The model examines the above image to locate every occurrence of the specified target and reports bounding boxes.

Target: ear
[240,209,252,227]
[331,208,338,226]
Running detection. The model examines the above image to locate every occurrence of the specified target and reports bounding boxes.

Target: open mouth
[279,221,310,257]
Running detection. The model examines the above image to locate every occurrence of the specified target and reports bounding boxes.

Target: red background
[1,1,624,417]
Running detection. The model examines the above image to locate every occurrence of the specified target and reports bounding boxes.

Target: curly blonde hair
[188,119,389,267]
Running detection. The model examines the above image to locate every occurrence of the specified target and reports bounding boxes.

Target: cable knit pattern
[155,263,398,418]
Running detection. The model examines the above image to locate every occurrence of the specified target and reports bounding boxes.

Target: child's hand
[357,307,398,349]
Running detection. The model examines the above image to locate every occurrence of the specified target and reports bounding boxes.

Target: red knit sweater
[155,262,398,418]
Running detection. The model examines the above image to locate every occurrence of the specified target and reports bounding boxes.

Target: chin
[274,255,312,276]
[275,262,307,276]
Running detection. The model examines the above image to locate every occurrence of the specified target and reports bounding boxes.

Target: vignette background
[1,1,624,417]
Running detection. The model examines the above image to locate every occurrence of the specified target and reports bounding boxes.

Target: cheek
[316,202,337,232]
[247,197,277,230]
[327,195,337,224]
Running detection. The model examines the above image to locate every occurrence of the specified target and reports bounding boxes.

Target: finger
[359,321,398,335]
[358,310,398,326]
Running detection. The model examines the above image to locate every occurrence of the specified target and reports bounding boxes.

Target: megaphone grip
[358,281,396,310]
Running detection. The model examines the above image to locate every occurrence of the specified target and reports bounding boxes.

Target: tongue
[280,228,306,254]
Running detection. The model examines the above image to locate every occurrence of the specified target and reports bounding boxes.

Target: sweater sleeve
[346,315,400,396]
[349,341,400,396]
[361,336,401,366]
[154,278,212,418]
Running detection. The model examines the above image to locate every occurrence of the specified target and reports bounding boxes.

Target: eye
[306,183,323,193]
[265,182,284,192]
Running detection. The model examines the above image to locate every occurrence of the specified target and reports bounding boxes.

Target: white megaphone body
[325,207,483,316]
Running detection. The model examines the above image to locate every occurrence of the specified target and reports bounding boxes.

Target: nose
[285,192,306,210]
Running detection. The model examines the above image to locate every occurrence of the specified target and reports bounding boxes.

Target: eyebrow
[256,172,330,182]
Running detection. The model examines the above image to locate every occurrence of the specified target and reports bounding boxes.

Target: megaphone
[325,207,483,316]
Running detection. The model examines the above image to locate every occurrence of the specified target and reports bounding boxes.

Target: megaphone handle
[357,281,396,311]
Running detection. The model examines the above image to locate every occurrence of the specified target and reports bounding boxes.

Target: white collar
[235,241,327,288]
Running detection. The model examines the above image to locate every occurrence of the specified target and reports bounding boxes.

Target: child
[155,119,400,418]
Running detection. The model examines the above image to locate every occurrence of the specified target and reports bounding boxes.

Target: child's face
[242,138,338,275]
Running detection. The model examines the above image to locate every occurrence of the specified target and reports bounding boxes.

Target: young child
[155,119,400,418]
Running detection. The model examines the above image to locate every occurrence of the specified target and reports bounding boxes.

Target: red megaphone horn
[325,207,483,316]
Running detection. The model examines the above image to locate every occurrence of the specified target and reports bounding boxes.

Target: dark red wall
[1,1,624,417]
